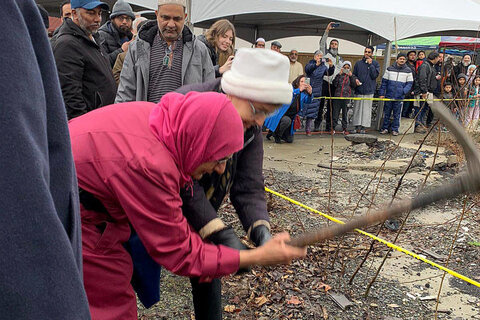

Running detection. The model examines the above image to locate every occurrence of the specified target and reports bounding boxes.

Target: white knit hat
[158,0,186,7]
[221,48,293,104]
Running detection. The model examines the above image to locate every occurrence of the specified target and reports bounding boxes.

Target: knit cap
[221,48,293,104]
[110,0,135,20]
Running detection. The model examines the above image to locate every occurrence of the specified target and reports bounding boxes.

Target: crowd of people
[5,0,309,320]
[263,23,480,143]
[4,0,480,319]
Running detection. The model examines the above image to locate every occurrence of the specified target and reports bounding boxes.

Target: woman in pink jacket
[69,91,306,319]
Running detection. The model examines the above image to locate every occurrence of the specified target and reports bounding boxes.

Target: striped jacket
[379,63,414,99]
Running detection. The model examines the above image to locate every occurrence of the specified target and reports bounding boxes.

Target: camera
[304,78,311,85]
[331,22,341,28]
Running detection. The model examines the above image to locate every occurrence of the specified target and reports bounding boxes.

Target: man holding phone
[352,46,380,133]
[304,50,335,135]
[314,22,344,132]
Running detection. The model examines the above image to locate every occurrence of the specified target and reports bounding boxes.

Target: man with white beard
[314,21,344,132]
[453,54,474,81]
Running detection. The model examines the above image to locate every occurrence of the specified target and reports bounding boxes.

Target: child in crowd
[440,82,455,114]
[467,65,478,86]
[455,74,468,123]
[466,75,480,131]
[415,50,426,72]
[329,61,358,134]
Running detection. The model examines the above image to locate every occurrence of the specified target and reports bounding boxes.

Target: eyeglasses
[364,50,372,54]
[216,155,231,165]
[249,101,272,117]
[116,15,133,22]
[290,53,298,56]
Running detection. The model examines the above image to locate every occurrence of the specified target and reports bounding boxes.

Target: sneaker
[350,129,357,134]
[360,129,366,134]
[380,129,388,134]
[306,131,312,136]
[414,126,427,134]
[274,136,282,143]
[392,131,399,136]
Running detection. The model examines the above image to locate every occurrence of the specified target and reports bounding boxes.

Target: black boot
[190,277,222,320]
[250,225,272,247]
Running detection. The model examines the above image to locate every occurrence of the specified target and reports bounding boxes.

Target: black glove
[208,227,250,274]
[250,225,272,247]
[207,226,248,250]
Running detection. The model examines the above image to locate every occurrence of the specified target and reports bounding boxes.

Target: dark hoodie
[98,21,133,66]
[52,18,116,119]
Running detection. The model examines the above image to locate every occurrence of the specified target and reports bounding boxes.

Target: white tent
[190,0,480,45]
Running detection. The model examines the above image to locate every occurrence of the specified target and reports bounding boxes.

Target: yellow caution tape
[265,187,480,288]
[312,96,464,102]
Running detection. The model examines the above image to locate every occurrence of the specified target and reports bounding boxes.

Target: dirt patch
[139,134,480,319]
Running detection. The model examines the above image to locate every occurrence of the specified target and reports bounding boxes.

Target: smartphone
[331,22,341,28]
[304,78,310,85]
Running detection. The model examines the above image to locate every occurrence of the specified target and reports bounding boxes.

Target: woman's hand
[219,56,235,74]
[305,84,312,95]
[238,232,307,268]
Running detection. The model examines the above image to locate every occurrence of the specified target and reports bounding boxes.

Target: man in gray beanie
[98,0,135,66]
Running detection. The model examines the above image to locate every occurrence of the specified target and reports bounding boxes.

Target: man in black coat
[413,51,440,133]
[98,0,135,67]
[52,0,116,119]
[0,0,91,318]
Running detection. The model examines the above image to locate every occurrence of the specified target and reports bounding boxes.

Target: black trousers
[331,99,348,131]
[274,116,294,143]
[191,277,222,320]
[315,81,335,130]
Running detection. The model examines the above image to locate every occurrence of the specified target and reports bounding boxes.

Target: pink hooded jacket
[69,92,244,279]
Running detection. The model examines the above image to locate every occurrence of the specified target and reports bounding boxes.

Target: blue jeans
[382,101,402,132]
[414,101,429,127]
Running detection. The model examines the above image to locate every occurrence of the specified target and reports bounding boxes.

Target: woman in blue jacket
[265,75,312,143]
[303,50,335,135]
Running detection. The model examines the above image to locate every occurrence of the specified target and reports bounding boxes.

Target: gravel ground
[138,137,480,320]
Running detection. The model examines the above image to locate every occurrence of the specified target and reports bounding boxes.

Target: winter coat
[415,59,425,72]
[353,58,380,95]
[379,63,414,99]
[176,79,269,232]
[116,20,215,103]
[405,61,417,98]
[264,88,312,135]
[121,79,271,307]
[52,19,117,119]
[305,60,335,97]
[98,21,133,67]
[415,60,437,95]
[113,51,127,85]
[1,0,90,318]
[197,34,222,77]
[333,72,358,97]
[303,60,334,118]
[454,62,474,79]
[70,99,241,318]
[468,86,480,108]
